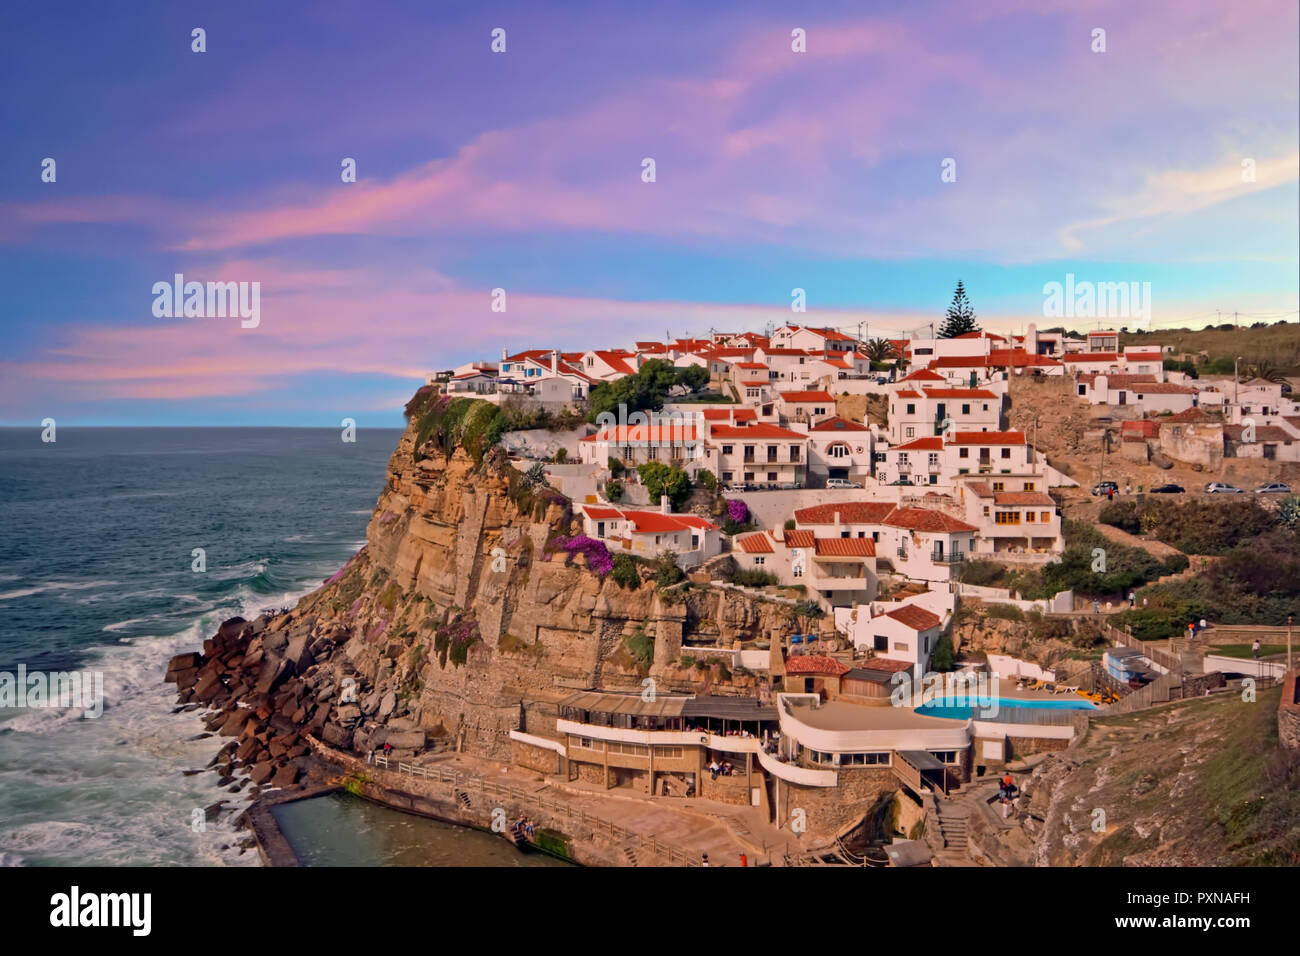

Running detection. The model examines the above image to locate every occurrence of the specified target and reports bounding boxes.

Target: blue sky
[1,0,1296,425]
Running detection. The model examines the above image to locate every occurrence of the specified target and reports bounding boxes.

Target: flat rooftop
[784,698,968,731]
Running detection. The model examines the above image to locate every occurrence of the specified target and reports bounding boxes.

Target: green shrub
[637,462,691,509]
[929,634,955,671]
[784,518,797,531]
[733,569,778,587]
[1099,500,1142,534]
[653,551,685,588]
[985,604,1024,622]
[696,469,718,492]
[608,456,626,477]
[611,553,641,589]
[959,559,1007,587]
[605,480,624,502]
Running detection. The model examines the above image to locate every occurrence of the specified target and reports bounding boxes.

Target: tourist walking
[1128,591,1136,608]
[1253,639,1261,659]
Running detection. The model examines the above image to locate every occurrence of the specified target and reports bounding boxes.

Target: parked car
[1204,482,1245,494]
[1091,481,1119,496]
[1150,483,1184,493]
[1253,482,1292,494]
[1282,382,1293,394]
[826,478,862,489]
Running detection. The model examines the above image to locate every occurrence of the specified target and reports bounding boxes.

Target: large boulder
[284,633,315,675]
[384,730,426,751]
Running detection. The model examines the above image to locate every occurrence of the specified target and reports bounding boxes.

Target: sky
[1,0,1297,426]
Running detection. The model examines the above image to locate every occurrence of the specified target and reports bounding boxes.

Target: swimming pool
[917,697,1098,720]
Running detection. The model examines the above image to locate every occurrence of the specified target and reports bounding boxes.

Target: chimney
[551,350,558,374]
[833,509,842,533]
[501,347,508,361]
[660,494,670,515]
[1027,323,1039,355]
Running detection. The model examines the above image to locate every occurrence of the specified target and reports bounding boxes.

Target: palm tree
[1241,361,1288,384]
[863,337,897,363]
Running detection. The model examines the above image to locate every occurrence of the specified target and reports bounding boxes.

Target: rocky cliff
[167,400,799,791]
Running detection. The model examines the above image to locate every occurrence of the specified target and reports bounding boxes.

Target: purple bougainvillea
[558,534,615,576]
[726,499,750,525]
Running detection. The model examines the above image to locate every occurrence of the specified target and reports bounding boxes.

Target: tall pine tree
[939,280,979,338]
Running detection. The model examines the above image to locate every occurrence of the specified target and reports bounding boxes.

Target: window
[961,404,970,415]
[790,446,800,461]
[928,453,939,466]
[647,445,657,459]
[753,556,765,565]
[994,511,1020,524]
[959,448,969,458]
[893,642,908,651]
[814,407,826,415]
[721,471,733,482]
[905,427,915,438]
[793,562,803,577]
[992,481,1004,491]
[767,472,777,481]
[1023,482,1035,491]
[899,452,910,465]
[906,404,915,414]
[1025,511,1036,522]
[721,444,733,455]
[873,635,887,651]
[1041,511,1051,522]
[829,443,850,459]
[653,746,683,758]
[842,752,891,766]
[1001,448,1011,458]
[930,750,960,765]
[744,472,754,481]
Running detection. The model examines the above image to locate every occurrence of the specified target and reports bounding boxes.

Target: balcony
[931,551,965,565]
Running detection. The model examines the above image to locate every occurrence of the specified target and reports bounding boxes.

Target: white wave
[0,580,119,601]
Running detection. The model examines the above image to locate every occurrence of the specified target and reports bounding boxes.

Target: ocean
[0,427,399,866]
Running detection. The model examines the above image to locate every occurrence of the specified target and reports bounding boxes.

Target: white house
[579,500,722,569]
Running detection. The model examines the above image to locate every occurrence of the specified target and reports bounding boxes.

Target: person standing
[1128,591,1136,609]
[1253,639,1261,659]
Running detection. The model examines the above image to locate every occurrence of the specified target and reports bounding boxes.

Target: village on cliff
[396,319,1295,864]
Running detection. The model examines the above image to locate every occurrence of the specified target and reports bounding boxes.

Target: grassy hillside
[1119,321,1300,374]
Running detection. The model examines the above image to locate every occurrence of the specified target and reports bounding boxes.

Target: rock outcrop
[168,405,803,788]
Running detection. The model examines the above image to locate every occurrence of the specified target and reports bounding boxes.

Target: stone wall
[782,766,897,839]
[512,739,561,775]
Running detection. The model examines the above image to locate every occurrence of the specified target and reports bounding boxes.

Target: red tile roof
[794,501,897,524]
[885,604,943,631]
[619,510,718,533]
[993,492,1055,506]
[583,506,623,519]
[592,350,637,375]
[1062,352,1121,363]
[581,425,699,443]
[736,531,774,553]
[784,655,851,676]
[883,508,977,533]
[893,436,944,451]
[702,407,757,421]
[947,430,1026,445]
[920,387,998,399]
[814,537,877,557]
[709,423,805,440]
[783,529,815,548]
[1133,383,1197,395]
[898,369,946,382]
[779,390,835,402]
[810,416,869,432]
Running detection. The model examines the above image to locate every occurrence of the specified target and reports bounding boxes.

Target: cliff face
[168,413,796,786]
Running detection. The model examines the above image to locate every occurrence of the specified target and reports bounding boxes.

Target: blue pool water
[917,697,1098,720]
